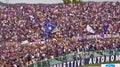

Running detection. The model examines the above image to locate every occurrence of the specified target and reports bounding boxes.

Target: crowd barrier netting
[29,48,120,67]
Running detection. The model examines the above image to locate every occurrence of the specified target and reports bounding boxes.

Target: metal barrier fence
[29,48,120,67]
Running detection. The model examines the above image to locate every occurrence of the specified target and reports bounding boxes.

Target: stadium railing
[29,48,120,67]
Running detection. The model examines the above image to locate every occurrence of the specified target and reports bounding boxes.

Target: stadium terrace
[0,1,120,67]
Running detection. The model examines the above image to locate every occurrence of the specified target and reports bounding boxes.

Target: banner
[75,33,120,40]
[28,33,120,45]
[102,64,120,67]
[50,54,120,67]
[86,25,95,33]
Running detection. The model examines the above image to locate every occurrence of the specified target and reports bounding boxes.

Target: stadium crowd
[0,2,120,67]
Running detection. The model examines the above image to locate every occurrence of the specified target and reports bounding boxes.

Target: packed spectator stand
[0,2,120,67]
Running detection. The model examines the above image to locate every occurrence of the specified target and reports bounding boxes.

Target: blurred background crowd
[0,2,120,67]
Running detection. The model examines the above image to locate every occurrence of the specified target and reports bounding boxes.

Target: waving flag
[42,22,58,42]
[44,22,56,35]
[86,25,95,33]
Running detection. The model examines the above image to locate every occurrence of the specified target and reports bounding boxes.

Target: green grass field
[81,61,120,67]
